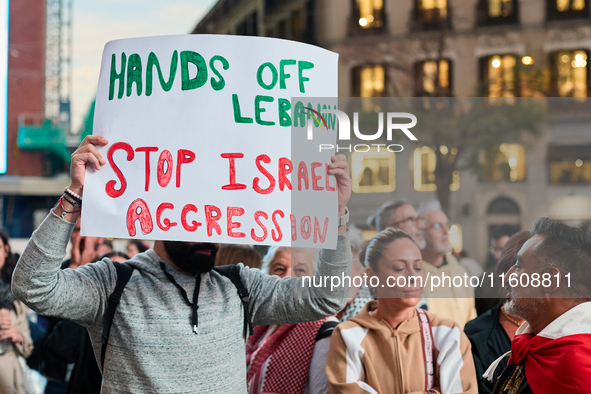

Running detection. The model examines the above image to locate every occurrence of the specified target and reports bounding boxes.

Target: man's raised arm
[242,154,354,326]
[12,136,116,326]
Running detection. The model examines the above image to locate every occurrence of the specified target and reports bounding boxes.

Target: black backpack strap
[315,319,339,342]
[101,261,134,371]
[213,265,254,338]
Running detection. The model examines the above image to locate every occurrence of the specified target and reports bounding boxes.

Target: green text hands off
[108,51,329,128]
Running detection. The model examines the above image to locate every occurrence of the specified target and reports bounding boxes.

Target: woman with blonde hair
[326,228,477,394]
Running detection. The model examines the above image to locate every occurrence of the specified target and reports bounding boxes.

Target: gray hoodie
[12,212,351,393]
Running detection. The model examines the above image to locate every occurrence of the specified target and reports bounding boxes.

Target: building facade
[0,0,71,238]
[199,0,591,262]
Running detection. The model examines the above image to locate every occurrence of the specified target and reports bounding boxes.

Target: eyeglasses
[390,216,425,228]
[427,222,450,231]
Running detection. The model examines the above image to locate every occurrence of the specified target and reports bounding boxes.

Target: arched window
[487,196,521,215]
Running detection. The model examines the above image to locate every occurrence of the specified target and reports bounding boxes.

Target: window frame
[547,145,591,186]
[476,0,519,26]
[351,148,396,193]
[349,0,387,36]
[414,59,454,97]
[352,64,388,97]
[413,146,460,191]
[302,0,317,44]
[479,54,520,97]
[235,11,259,36]
[550,49,591,98]
[479,143,527,183]
[547,0,590,20]
[412,0,451,31]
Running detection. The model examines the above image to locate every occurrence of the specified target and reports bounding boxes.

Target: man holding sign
[12,135,352,393]
[13,34,350,393]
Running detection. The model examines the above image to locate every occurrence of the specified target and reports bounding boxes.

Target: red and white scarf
[506,302,591,393]
[246,318,329,394]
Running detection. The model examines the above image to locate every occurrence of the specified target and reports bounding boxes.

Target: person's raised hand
[0,325,23,344]
[327,154,351,216]
[70,135,109,196]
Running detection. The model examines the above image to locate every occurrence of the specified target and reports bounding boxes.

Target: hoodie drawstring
[159,262,201,334]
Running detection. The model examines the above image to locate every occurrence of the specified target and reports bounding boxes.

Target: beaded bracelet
[65,187,82,202]
[59,197,81,219]
[62,194,81,209]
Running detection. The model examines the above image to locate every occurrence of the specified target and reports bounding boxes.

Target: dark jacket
[27,259,101,393]
[491,362,532,394]
[464,304,511,394]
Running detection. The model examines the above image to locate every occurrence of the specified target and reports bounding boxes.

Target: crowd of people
[0,135,590,393]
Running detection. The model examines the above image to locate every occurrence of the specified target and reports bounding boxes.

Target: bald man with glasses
[420,208,477,329]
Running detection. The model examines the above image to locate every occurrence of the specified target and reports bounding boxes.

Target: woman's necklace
[501,305,522,327]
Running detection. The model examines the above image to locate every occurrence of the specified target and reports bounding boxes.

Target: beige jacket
[0,301,34,394]
[422,254,477,329]
[325,301,477,394]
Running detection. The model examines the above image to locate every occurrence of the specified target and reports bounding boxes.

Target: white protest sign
[82,35,339,248]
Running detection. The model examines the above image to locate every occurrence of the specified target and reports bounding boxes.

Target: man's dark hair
[531,217,591,297]
[0,229,17,284]
[215,244,262,269]
[128,239,148,253]
[492,225,515,241]
[368,200,409,232]
[100,251,130,261]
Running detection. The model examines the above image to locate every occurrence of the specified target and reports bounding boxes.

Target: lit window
[420,0,448,19]
[351,148,395,193]
[548,145,591,185]
[481,144,526,182]
[556,50,588,98]
[478,0,517,25]
[416,60,451,96]
[556,0,586,12]
[415,0,448,29]
[413,146,460,191]
[356,0,384,29]
[485,55,516,97]
[488,0,514,17]
[354,65,385,97]
[548,0,588,19]
[448,224,463,254]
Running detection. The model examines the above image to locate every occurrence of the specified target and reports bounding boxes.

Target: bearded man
[12,136,353,393]
[488,217,591,394]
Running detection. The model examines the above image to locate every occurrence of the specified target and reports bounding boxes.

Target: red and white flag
[508,301,591,393]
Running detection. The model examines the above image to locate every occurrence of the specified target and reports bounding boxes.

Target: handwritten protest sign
[81,35,339,248]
